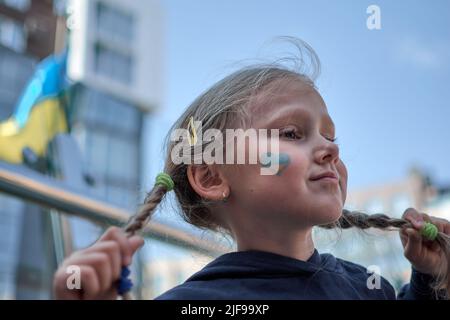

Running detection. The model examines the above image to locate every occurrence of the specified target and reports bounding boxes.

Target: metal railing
[0,160,229,257]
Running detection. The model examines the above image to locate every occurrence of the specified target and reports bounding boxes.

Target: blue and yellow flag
[0,52,69,164]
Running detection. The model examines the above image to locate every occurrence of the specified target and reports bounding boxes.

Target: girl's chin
[315,204,343,225]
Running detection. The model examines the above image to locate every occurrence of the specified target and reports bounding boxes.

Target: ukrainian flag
[0,52,69,164]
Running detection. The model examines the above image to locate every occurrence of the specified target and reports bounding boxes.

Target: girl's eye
[281,129,302,140]
[325,136,338,143]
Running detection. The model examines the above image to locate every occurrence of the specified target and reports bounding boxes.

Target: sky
[142,0,450,228]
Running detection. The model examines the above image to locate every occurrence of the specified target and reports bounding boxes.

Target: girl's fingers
[429,241,441,253]
[53,267,80,300]
[98,228,144,266]
[399,228,408,247]
[402,209,450,237]
[79,265,101,300]
[70,252,113,294]
[403,227,423,263]
[83,241,122,280]
[402,208,424,230]
[99,227,132,266]
[54,227,145,300]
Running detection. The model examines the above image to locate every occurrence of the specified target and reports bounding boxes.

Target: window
[94,43,133,84]
[87,130,109,176]
[0,0,30,11]
[96,1,134,43]
[0,46,35,119]
[106,99,140,134]
[108,138,128,178]
[78,87,140,135]
[0,16,26,52]
[71,86,142,210]
[93,2,135,84]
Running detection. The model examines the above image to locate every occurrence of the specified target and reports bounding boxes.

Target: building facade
[0,0,164,299]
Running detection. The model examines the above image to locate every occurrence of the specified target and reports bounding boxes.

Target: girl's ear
[187,164,229,201]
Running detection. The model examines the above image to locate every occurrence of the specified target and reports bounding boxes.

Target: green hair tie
[155,173,174,191]
[420,222,438,241]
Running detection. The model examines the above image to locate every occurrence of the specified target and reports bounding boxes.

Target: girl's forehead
[249,81,329,124]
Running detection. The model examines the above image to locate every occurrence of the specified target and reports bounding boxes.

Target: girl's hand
[400,208,450,277]
[53,227,144,300]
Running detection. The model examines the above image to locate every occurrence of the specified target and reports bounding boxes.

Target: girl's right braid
[124,186,168,236]
[118,173,174,300]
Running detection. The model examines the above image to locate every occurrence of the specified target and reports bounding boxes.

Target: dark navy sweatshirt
[155,249,441,300]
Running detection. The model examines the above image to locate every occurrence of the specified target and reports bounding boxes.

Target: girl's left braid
[321,209,450,298]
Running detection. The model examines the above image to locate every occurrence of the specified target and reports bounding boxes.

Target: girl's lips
[314,176,339,184]
[310,172,339,186]
[310,171,338,181]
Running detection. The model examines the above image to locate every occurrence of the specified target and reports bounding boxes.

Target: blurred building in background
[0,0,59,60]
[0,0,164,299]
[0,0,61,300]
[66,0,163,251]
[315,167,450,291]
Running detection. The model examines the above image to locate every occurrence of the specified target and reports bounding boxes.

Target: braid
[320,209,450,298]
[321,209,411,230]
[124,185,168,236]
[119,179,171,300]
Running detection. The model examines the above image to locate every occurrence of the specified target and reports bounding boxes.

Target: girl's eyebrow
[262,106,335,132]
[263,106,312,126]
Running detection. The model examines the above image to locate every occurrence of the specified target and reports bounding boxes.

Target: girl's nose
[314,138,339,164]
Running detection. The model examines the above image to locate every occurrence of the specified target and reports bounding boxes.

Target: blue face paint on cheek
[260,152,291,176]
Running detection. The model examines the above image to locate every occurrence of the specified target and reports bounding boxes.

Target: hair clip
[187,116,198,147]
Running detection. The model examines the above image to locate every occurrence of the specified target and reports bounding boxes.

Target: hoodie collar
[186,249,342,282]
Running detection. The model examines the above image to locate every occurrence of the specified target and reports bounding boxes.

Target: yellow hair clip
[187,116,198,147]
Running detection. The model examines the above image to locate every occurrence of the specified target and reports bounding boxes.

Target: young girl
[53,40,450,300]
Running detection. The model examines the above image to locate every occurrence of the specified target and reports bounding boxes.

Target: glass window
[0,46,35,119]
[108,138,127,179]
[0,16,26,52]
[0,0,30,11]
[82,87,140,135]
[121,103,140,134]
[94,43,133,84]
[108,99,140,135]
[89,90,107,124]
[107,136,138,183]
[87,130,109,177]
[96,1,134,43]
